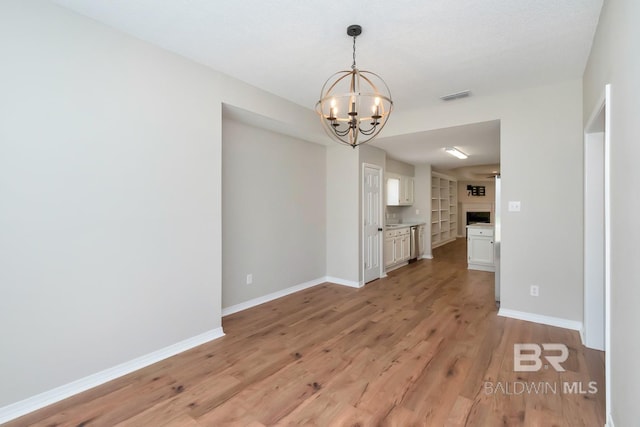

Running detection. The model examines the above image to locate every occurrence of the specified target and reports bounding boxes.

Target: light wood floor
[7,238,605,426]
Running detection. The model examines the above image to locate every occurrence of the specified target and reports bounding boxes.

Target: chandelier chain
[351,35,357,70]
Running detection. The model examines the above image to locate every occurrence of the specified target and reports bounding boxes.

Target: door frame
[362,163,385,283]
[583,84,611,420]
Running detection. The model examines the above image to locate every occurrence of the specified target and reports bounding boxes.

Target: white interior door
[363,165,382,283]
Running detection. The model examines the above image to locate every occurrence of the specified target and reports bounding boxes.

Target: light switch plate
[508,201,521,212]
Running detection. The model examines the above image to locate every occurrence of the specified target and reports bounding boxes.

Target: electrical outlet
[509,201,521,212]
[415,209,420,215]
[530,285,539,297]
[246,274,253,285]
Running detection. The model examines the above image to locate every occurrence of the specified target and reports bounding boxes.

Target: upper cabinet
[386,173,414,206]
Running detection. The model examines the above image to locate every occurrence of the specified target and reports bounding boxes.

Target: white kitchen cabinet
[384,227,411,269]
[384,235,396,268]
[402,176,414,205]
[399,231,411,260]
[386,173,414,206]
[467,225,495,272]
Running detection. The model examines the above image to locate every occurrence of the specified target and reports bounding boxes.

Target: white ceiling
[373,120,501,170]
[52,0,603,169]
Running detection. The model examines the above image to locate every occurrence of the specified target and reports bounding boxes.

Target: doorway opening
[583,84,610,420]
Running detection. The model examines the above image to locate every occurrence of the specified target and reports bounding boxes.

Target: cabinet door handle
[378,228,383,231]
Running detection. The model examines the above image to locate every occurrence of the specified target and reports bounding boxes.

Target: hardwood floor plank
[445,396,474,427]
[5,238,604,427]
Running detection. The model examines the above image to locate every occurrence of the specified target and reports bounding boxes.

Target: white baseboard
[468,263,495,272]
[498,308,583,331]
[384,262,409,273]
[325,276,363,288]
[579,327,586,346]
[222,277,326,316]
[421,254,434,260]
[0,327,225,424]
[221,275,366,318]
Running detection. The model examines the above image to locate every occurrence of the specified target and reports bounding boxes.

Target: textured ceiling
[52,0,603,168]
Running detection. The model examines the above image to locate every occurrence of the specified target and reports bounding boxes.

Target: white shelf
[431,172,458,249]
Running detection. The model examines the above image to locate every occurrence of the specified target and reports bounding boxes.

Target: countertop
[466,223,494,228]
[386,222,426,229]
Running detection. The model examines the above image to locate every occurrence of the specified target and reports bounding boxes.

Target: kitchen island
[466,223,495,272]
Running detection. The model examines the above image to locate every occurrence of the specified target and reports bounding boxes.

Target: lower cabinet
[467,225,495,272]
[384,236,396,268]
[384,227,411,269]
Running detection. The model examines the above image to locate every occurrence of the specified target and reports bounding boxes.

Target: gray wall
[0,0,322,410]
[583,0,640,424]
[386,157,415,177]
[0,0,223,406]
[1,0,623,419]
[383,79,584,324]
[325,146,360,284]
[412,164,433,258]
[221,117,326,308]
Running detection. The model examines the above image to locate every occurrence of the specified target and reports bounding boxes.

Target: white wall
[0,0,320,413]
[583,0,640,424]
[221,117,326,309]
[386,80,585,325]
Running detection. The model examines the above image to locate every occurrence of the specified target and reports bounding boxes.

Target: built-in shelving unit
[431,172,458,249]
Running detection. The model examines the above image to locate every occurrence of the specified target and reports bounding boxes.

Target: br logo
[513,343,569,372]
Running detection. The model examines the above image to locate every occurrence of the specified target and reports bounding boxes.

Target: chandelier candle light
[315,25,393,148]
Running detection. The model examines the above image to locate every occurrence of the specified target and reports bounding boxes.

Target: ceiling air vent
[440,90,471,101]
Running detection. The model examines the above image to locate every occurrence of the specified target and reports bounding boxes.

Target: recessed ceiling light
[444,147,468,159]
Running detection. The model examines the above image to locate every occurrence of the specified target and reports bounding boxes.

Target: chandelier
[315,25,393,148]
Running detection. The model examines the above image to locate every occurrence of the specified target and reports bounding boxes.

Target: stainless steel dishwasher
[410,226,418,260]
